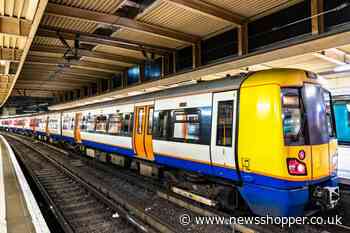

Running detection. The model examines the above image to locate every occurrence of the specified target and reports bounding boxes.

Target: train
[0,68,340,217]
[333,101,350,144]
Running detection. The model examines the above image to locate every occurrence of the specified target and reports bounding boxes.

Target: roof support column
[192,42,202,69]
[140,63,145,83]
[172,51,177,73]
[97,79,102,94]
[161,56,165,79]
[311,0,324,35]
[107,79,113,91]
[238,23,248,56]
[80,87,85,99]
[122,71,128,88]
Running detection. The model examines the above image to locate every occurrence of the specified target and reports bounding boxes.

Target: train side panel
[79,105,135,157]
[153,93,215,176]
[333,102,350,143]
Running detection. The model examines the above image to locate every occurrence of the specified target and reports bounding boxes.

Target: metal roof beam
[15,83,80,91]
[164,0,244,26]
[37,26,174,55]
[30,46,144,64]
[46,3,200,44]
[26,55,126,73]
[21,67,113,80]
[20,73,97,83]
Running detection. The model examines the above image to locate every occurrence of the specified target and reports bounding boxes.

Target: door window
[216,100,234,147]
[148,107,154,135]
[137,108,144,134]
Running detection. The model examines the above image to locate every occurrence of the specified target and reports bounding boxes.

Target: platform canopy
[0,0,48,107]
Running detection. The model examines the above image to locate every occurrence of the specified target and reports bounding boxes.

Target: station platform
[0,135,50,233]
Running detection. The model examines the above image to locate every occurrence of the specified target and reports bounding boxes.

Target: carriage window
[173,111,200,142]
[63,117,70,130]
[80,116,87,131]
[148,107,154,135]
[49,119,58,130]
[70,118,75,130]
[108,113,123,135]
[216,101,234,147]
[86,114,96,132]
[137,109,144,134]
[123,113,134,136]
[154,110,171,138]
[95,115,107,133]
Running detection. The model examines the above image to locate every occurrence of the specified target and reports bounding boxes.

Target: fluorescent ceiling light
[334,64,350,72]
[127,91,144,96]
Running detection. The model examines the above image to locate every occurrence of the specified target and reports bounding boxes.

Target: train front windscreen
[282,84,336,146]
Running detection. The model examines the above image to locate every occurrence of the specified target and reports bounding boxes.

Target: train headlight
[287,158,307,176]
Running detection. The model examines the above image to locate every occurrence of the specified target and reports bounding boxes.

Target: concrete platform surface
[0,135,50,233]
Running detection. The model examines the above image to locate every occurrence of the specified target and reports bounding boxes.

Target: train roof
[243,68,319,88]
[1,68,322,118]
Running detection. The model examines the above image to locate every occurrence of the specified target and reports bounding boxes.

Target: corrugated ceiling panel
[112,28,187,49]
[80,56,133,67]
[204,0,291,18]
[41,14,98,33]
[138,0,232,37]
[0,0,39,20]
[33,36,74,48]
[93,45,146,60]
[49,0,124,14]
[0,34,26,49]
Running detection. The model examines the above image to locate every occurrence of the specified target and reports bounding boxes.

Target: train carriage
[0,68,339,217]
[333,101,350,144]
[77,104,135,157]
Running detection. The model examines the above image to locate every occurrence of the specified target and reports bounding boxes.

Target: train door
[133,105,154,161]
[45,116,49,136]
[74,113,82,143]
[211,91,238,177]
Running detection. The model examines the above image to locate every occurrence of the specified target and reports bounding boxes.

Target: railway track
[7,137,150,233]
[5,132,350,233]
[4,133,239,233]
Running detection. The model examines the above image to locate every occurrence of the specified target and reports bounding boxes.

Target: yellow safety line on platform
[0,135,7,233]
[0,135,51,233]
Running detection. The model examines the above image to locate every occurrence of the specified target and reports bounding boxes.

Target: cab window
[281,88,305,145]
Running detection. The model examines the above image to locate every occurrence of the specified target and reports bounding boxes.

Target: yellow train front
[238,69,339,216]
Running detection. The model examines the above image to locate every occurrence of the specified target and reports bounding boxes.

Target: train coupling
[313,186,340,209]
